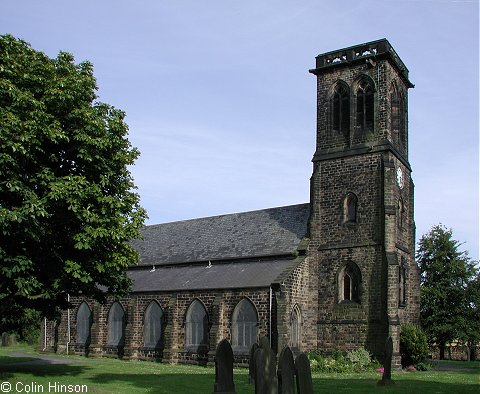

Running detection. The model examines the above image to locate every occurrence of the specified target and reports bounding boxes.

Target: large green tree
[417,224,478,359]
[0,35,146,328]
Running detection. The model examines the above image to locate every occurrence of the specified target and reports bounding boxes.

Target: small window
[76,302,92,346]
[144,301,163,348]
[343,193,358,223]
[332,83,350,135]
[290,305,301,350]
[356,79,374,132]
[338,263,361,303]
[185,299,208,352]
[107,302,125,346]
[232,298,258,352]
[399,259,407,307]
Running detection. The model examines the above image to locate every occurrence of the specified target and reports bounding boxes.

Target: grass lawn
[0,344,478,393]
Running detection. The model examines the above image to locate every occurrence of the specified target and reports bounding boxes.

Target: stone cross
[377,336,394,386]
[295,352,313,394]
[277,346,295,394]
[213,339,236,394]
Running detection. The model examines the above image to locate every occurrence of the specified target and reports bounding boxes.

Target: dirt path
[5,351,89,366]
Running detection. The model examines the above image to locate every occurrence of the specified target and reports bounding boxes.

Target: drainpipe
[66,294,71,355]
[269,286,272,348]
[43,317,47,351]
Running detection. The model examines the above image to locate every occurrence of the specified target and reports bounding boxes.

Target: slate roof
[132,203,310,266]
[128,257,301,292]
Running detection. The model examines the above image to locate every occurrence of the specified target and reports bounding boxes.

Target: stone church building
[41,39,420,365]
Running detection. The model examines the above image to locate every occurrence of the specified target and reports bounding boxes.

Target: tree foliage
[400,323,429,367]
[417,224,479,359]
[0,35,146,324]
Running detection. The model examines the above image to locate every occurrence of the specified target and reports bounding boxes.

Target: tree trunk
[439,343,445,360]
[469,345,476,361]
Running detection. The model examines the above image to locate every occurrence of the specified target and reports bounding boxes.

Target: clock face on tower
[396,167,404,189]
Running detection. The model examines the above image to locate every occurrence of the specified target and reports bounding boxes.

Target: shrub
[346,348,372,370]
[400,324,429,368]
[307,348,377,373]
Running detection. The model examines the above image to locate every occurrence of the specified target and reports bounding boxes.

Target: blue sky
[2,0,479,260]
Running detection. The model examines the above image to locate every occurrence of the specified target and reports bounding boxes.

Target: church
[41,39,420,366]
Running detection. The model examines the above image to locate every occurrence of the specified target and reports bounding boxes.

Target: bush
[307,348,378,373]
[400,324,429,368]
[346,348,372,370]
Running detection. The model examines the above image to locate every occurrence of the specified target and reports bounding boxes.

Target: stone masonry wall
[43,287,271,365]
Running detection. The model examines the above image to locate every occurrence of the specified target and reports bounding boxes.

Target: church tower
[307,39,420,363]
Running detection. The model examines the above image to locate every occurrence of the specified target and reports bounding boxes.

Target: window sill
[338,300,361,306]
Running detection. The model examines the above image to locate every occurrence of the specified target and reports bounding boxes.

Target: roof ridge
[144,202,309,228]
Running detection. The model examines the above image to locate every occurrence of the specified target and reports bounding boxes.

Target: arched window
[343,193,358,223]
[356,79,374,132]
[107,302,125,346]
[332,82,350,135]
[290,305,301,350]
[399,258,407,307]
[76,302,92,346]
[144,301,163,348]
[232,298,258,352]
[185,299,208,352]
[338,262,361,303]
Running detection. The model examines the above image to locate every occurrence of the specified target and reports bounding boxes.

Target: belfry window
[76,302,92,346]
[107,302,125,346]
[232,298,258,352]
[144,301,163,348]
[338,262,361,303]
[332,83,350,134]
[185,299,208,352]
[390,85,400,145]
[399,93,406,151]
[356,79,374,132]
[343,193,358,223]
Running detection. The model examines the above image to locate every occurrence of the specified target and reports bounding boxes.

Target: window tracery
[144,301,163,348]
[232,298,257,352]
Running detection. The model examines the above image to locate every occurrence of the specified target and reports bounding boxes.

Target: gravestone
[1,332,9,347]
[214,339,236,393]
[253,342,278,394]
[259,336,270,350]
[277,346,295,394]
[248,342,259,384]
[377,336,394,386]
[9,334,17,346]
[295,352,313,394]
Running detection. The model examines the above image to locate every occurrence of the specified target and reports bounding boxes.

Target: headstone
[277,346,295,394]
[248,342,259,384]
[295,352,313,394]
[254,348,267,394]
[259,336,270,350]
[377,336,394,386]
[214,339,236,394]
[8,334,17,346]
[1,332,8,347]
[254,343,278,394]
